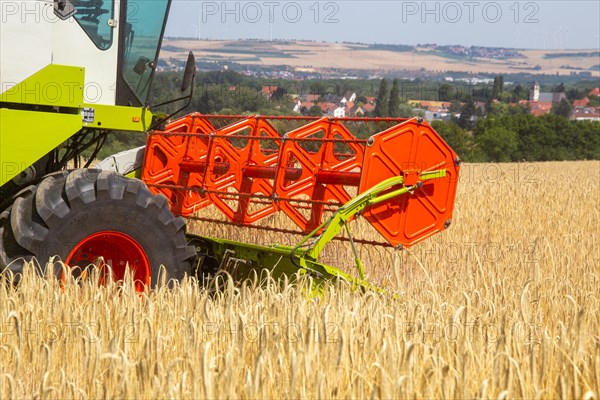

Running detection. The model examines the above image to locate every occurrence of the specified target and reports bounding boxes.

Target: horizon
[167,1,600,50]
[163,36,600,52]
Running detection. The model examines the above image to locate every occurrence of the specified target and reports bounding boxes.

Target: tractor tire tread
[1,169,195,286]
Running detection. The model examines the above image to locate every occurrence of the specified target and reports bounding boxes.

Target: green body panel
[0,65,84,108]
[81,104,152,132]
[0,64,152,190]
[125,169,142,179]
[0,109,82,186]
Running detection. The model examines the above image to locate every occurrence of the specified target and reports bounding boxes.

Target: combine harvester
[0,0,460,289]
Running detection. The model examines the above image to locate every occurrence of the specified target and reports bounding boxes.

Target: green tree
[512,83,527,102]
[388,79,401,117]
[492,75,504,100]
[486,102,507,116]
[510,114,552,161]
[458,100,478,130]
[551,99,573,119]
[309,82,326,97]
[573,121,600,159]
[553,83,566,93]
[217,107,241,115]
[476,126,518,162]
[438,83,458,102]
[566,87,587,100]
[308,104,323,116]
[449,100,462,114]
[431,121,477,161]
[355,95,368,104]
[396,104,423,118]
[374,79,389,117]
[588,97,600,107]
[271,86,287,100]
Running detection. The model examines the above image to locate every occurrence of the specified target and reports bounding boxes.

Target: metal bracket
[96,146,146,176]
[53,0,76,20]
[219,249,252,280]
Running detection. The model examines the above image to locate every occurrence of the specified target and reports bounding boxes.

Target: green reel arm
[294,169,447,280]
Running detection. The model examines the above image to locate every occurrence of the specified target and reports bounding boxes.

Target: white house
[292,99,302,113]
[340,92,357,105]
[333,107,346,118]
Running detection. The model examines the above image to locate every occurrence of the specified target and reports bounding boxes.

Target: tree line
[432,103,599,162]
[94,71,599,162]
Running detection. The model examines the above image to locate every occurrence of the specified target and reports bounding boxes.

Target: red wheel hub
[65,230,151,291]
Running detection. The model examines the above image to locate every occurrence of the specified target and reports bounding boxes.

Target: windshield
[122,0,170,104]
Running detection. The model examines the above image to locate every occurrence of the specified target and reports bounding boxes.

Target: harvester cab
[0,0,461,290]
[1,0,194,192]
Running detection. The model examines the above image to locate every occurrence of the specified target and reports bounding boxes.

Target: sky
[166,1,600,49]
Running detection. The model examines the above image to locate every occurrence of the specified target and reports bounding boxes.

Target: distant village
[286,91,376,118]
[418,44,525,60]
[524,83,600,121]
[256,83,600,122]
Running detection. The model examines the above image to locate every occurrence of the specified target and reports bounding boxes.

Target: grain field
[0,161,598,399]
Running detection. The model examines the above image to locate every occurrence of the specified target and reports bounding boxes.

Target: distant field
[2,161,598,398]
[161,39,600,77]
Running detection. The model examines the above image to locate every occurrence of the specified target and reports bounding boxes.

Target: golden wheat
[0,161,598,399]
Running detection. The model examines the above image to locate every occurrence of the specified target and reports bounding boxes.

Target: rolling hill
[160,39,600,78]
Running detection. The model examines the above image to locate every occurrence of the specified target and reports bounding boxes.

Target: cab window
[122,0,170,103]
[73,0,115,50]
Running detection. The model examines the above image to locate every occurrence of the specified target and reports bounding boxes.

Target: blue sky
[166,1,600,49]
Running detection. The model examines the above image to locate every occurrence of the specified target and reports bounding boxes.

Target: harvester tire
[0,169,196,288]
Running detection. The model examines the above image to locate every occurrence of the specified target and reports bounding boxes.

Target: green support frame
[188,169,446,291]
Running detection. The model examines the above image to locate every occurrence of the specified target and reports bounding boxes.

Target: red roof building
[420,101,452,109]
[317,102,338,114]
[572,107,600,121]
[362,103,375,113]
[529,102,553,117]
[262,85,278,97]
[573,98,590,107]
